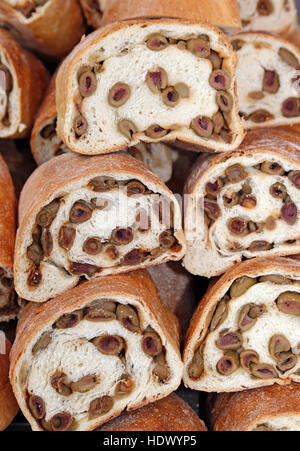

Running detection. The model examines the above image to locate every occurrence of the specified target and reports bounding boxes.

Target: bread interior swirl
[238,0,297,34]
[57,21,243,154]
[231,33,300,128]
[18,296,177,431]
[20,170,183,301]
[184,151,300,277]
[186,270,300,392]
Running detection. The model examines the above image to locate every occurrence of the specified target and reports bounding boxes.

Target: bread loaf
[231,31,300,130]
[9,271,183,431]
[0,29,48,139]
[183,257,300,393]
[183,128,300,277]
[14,152,185,303]
[208,382,300,431]
[99,393,207,431]
[0,336,18,430]
[0,0,86,59]
[0,153,20,322]
[56,19,244,155]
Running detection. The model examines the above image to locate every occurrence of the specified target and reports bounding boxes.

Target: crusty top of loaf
[0,28,49,138]
[102,0,242,30]
[208,382,300,431]
[99,393,207,431]
[0,153,15,269]
[0,336,19,431]
[18,151,172,226]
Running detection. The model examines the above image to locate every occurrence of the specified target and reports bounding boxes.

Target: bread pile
[1,0,300,432]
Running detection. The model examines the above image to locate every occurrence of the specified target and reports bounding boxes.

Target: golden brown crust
[240,127,300,155]
[208,383,300,431]
[0,28,49,139]
[10,270,182,431]
[183,256,300,388]
[287,26,300,48]
[0,149,18,321]
[30,72,57,163]
[0,0,86,60]
[0,338,18,431]
[56,18,244,156]
[0,153,16,270]
[79,0,104,29]
[233,29,300,51]
[102,0,242,30]
[99,393,207,431]
[280,124,300,136]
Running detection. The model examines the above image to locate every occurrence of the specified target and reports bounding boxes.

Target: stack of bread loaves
[1,0,300,432]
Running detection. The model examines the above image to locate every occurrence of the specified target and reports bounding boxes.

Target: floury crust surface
[102,0,241,30]
[208,383,300,431]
